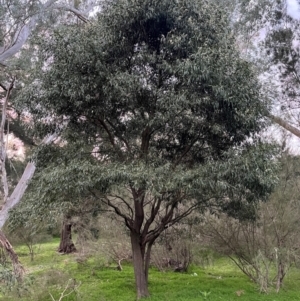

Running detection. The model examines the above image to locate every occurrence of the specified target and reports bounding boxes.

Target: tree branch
[0,0,92,65]
[269,114,300,139]
[0,0,57,64]
[144,202,177,243]
[52,5,89,23]
[97,118,119,150]
[132,187,145,232]
[109,194,134,218]
[0,133,57,229]
[106,119,131,152]
[104,196,133,230]
[173,137,199,167]
[0,83,7,91]
[142,197,162,239]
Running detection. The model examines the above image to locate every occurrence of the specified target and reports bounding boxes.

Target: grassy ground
[1,238,300,300]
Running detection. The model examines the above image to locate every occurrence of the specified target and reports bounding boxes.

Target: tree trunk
[276,259,285,293]
[144,240,154,284]
[0,230,24,279]
[130,231,149,299]
[58,216,76,254]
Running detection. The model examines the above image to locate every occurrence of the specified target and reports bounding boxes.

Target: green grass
[1,238,300,300]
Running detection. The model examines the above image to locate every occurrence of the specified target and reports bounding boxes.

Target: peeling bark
[58,215,76,254]
[0,230,24,279]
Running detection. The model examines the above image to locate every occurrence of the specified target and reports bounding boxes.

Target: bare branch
[49,278,81,301]
[109,194,134,218]
[53,5,89,23]
[104,196,133,230]
[142,197,162,239]
[0,83,7,92]
[270,114,300,139]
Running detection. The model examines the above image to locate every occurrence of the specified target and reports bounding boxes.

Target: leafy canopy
[19,0,277,217]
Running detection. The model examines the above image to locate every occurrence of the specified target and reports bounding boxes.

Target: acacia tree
[19,0,278,298]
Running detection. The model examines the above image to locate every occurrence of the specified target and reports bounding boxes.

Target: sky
[287,0,300,19]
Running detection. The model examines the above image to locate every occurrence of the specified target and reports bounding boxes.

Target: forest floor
[1,238,300,300]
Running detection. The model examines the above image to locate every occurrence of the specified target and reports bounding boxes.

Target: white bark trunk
[0,79,14,203]
[0,0,92,65]
[270,114,300,139]
[0,162,36,228]
[0,134,57,229]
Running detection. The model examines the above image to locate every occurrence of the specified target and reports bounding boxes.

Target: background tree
[218,0,300,142]
[0,0,101,228]
[204,152,300,293]
[0,0,100,280]
[19,0,278,298]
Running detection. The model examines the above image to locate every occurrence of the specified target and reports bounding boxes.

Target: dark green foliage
[21,0,268,158]
[17,0,278,296]
[17,0,279,231]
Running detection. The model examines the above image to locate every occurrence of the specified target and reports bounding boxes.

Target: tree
[219,0,300,141]
[19,0,278,298]
[0,0,98,279]
[203,152,300,293]
[0,0,101,228]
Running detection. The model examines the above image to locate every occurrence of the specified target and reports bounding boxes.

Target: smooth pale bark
[0,0,56,65]
[0,134,57,229]
[270,114,300,139]
[0,162,36,229]
[0,0,91,65]
[0,79,15,203]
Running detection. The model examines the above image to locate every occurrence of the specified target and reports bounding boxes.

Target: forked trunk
[58,216,76,254]
[130,231,149,299]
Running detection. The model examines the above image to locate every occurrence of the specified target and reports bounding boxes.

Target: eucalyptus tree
[19,0,278,298]
[219,0,300,140]
[0,0,103,229]
[0,0,100,279]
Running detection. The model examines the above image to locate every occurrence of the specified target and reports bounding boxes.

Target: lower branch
[270,114,300,139]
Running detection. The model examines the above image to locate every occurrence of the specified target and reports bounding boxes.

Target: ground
[1,238,300,300]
